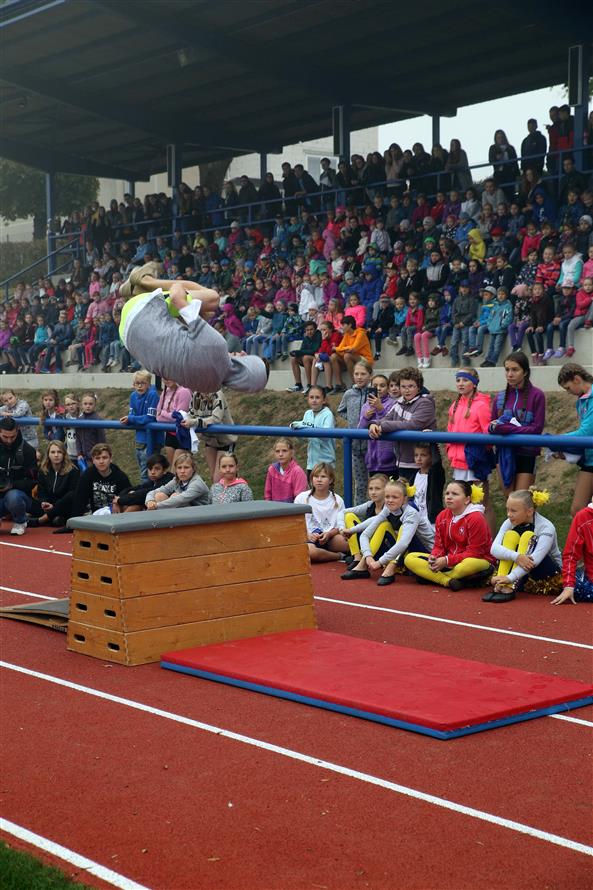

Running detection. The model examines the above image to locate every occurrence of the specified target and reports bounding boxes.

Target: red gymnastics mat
[161,630,593,740]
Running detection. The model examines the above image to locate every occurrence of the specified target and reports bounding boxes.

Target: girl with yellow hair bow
[487,488,562,603]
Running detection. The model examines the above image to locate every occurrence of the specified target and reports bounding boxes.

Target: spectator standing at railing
[319,158,337,210]
[520,120,547,174]
[257,173,282,221]
[221,180,239,222]
[445,139,472,192]
[488,130,519,199]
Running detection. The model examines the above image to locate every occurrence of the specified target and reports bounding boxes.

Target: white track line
[0,817,149,890]
[550,714,593,727]
[2,660,592,859]
[4,541,590,651]
[315,595,593,651]
[0,540,70,557]
[0,585,58,601]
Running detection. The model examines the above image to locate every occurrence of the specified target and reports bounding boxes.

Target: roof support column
[259,152,267,184]
[431,115,441,148]
[167,143,183,234]
[125,180,136,199]
[45,170,56,275]
[333,104,351,163]
[569,44,591,171]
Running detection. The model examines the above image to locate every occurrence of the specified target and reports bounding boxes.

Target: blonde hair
[40,441,75,476]
[133,370,152,384]
[507,487,550,510]
[385,477,410,499]
[307,462,338,506]
[173,450,196,471]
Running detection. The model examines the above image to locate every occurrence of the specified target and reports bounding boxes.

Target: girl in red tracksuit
[404,480,495,591]
[552,501,593,604]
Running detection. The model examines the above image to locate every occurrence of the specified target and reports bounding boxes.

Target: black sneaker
[287,383,303,392]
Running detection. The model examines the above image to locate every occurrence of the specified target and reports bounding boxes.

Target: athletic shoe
[303,385,311,395]
[422,357,431,369]
[396,346,407,355]
[553,348,565,358]
[480,360,495,367]
[10,522,26,536]
[374,352,381,361]
[565,347,575,357]
[417,358,423,369]
[286,383,302,392]
[542,348,554,361]
[331,384,346,393]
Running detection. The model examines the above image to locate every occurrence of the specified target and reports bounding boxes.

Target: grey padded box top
[67,500,311,535]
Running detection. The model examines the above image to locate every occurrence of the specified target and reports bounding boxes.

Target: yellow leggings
[404,552,491,588]
[344,514,398,558]
[496,529,534,576]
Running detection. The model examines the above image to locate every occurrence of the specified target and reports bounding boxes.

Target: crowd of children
[1,354,591,609]
[3,141,592,385]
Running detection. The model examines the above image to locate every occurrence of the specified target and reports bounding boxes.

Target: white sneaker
[10,522,27,536]
[417,358,423,369]
[423,357,431,369]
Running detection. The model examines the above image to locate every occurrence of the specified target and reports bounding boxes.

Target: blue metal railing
[12,415,592,506]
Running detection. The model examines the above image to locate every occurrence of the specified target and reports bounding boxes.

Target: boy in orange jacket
[329,315,373,393]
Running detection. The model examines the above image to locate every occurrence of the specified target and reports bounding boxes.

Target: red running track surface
[1,530,592,890]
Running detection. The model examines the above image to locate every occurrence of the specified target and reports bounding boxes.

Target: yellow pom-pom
[406,484,416,497]
[531,489,550,508]
[470,483,484,504]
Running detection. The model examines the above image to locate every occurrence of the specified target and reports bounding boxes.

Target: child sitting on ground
[412,443,445,527]
[145,451,208,509]
[552,499,593,604]
[63,443,130,529]
[341,474,388,564]
[290,385,336,475]
[487,488,562,603]
[342,477,434,586]
[294,462,349,563]
[264,438,309,503]
[111,453,173,513]
[404,481,495,591]
[209,453,253,504]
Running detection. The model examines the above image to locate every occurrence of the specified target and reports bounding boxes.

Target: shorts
[514,455,536,475]
[578,463,593,474]
[164,432,179,449]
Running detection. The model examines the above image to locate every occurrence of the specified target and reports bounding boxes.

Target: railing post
[342,436,353,507]
[45,170,56,276]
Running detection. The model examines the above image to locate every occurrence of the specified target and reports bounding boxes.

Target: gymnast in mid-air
[118,262,268,393]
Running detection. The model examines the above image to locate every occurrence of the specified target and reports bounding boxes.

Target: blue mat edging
[160,661,593,740]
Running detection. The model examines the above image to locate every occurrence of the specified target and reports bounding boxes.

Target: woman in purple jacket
[489,351,546,495]
[358,374,397,475]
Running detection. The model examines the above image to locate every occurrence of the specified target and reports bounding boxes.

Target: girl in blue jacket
[557,363,593,516]
[290,385,336,473]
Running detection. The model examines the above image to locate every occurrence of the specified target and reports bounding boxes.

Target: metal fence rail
[12,415,592,505]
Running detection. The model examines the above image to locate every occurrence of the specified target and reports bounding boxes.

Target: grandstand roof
[0,0,591,181]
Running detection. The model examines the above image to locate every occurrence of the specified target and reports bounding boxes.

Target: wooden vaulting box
[67,502,315,665]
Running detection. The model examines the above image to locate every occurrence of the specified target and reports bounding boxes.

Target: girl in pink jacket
[157,378,192,465]
[446,369,495,532]
[264,438,308,503]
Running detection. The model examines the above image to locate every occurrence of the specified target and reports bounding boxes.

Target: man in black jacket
[520,120,547,174]
[0,417,37,535]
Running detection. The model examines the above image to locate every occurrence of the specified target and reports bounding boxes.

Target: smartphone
[368,386,378,398]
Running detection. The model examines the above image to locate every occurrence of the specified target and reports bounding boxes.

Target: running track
[0,527,592,890]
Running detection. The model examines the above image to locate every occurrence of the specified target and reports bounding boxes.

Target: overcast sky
[378,83,568,173]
